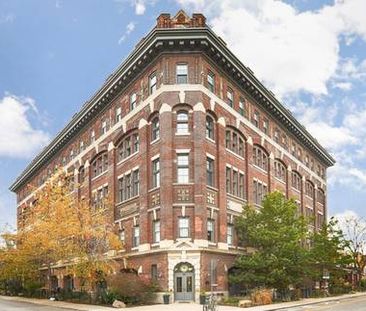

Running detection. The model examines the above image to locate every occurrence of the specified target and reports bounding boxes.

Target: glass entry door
[174,272,194,301]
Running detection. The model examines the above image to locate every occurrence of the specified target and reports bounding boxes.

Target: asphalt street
[279,295,366,311]
[0,297,74,311]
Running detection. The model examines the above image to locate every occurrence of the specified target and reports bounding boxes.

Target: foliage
[308,217,351,284]
[0,170,122,292]
[219,296,240,306]
[106,273,158,305]
[335,214,366,287]
[233,192,310,291]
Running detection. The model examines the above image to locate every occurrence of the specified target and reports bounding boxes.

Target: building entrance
[174,262,194,301]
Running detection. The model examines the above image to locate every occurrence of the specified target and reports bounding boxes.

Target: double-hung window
[177,154,189,183]
[207,219,215,242]
[130,93,137,110]
[176,111,189,134]
[152,158,160,188]
[176,64,188,84]
[149,72,157,94]
[206,157,214,187]
[178,217,189,238]
[153,220,160,243]
[207,72,215,92]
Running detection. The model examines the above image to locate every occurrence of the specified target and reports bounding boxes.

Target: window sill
[226,148,245,160]
[172,182,194,186]
[150,138,160,145]
[206,185,218,192]
[291,187,301,193]
[117,151,139,166]
[115,195,140,207]
[206,137,216,144]
[131,246,139,251]
[175,132,191,136]
[274,177,286,185]
[148,186,160,193]
[226,193,247,203]
[252,165,268,174]
[91,170,108,182]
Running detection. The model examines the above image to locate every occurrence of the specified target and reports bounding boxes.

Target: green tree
[308,217,351,289]
[233,191,309,291]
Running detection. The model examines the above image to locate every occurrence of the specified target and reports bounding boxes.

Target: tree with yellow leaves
[0,170,122,293]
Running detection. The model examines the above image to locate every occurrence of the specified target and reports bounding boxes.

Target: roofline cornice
[10,26,335,192]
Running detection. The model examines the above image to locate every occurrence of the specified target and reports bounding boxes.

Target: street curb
[255,292,366,311]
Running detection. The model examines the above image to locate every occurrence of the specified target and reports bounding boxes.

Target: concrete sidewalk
[1,291,366,310]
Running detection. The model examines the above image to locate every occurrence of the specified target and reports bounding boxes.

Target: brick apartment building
[10,10,335,302]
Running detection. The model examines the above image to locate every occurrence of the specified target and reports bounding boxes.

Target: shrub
[219,296,240,306]
[251,288,272,305]
[106,273,157,305]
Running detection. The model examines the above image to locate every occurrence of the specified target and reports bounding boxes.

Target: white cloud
[333,82,352,91]
[135,0,146,15]
[0,94,49,158]
[0,13,15,24]
[118,22,136,45]
[177,0,366,98]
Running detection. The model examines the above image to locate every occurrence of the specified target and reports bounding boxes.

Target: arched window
[206,115,214,140]
[176,111,189,134]
[291,171,302,191]
[91,152,108,178]
[274,160,286,182]
[151,117,160,141]
[305,180,314,199]
[117,131,139,162]
[253,146,268,171]
[226,128,245,157]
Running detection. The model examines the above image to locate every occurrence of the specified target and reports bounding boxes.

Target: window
[317,213,325,228]
[176,111,189,134]
[152,158,160,188]
[118,170,139,202]
[253,146,268,171]
[93,185,108,209]
[274,128,279,143]
[151,264,158,281]
[117,132,139,162]
[291,143,296,156]
[317,189,325,205]
[115,107,122,123]
[274,160,286,182]
[227,88,233,107]
[151,117,160,141]
[227,224,234,246]
[91,130,95,143]
[253,180,267,205]
[149,72,157,94]
[119,228,125,244]
[176,64,188,84]
[239,98,245,116]
[305,155,309,167]
[153,220,160,243]
[207,219,215,242]
[207,71,215,92]
[305,181,314,198]
[70,149,74,160]
[178,217,189,238]
[91,153,108,178]
[133,170,139,196]
[177,154,189,183]
[101,120,107,135]
[263,119,269,135]
[282,134,288,149]
[226,167,245,199]
[130,92,137,110]
[79,141,84,153]
[291,171,302,191]
[206,116,214,140]
[206,157,214,187]
[252,111,260,127]
[79,166,85,184]
[226,129,245,157]
[133,226,140,247]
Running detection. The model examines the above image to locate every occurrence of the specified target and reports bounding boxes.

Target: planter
[199,294,207,305]
[163,294,170,304]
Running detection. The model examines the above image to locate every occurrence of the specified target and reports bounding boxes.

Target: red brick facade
[11,11,334,301]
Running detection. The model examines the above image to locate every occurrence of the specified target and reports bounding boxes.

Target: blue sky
[1,0,366,228]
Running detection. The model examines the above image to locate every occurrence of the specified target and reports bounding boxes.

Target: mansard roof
[10,11,335,192]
